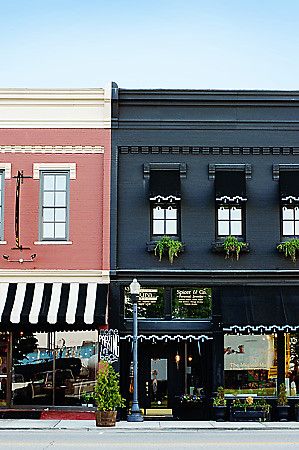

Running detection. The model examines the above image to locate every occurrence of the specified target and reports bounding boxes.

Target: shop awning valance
[0,282,108,331]
[149,170,181,202]
[222,286,299,332]
[215,171,247,203]
[280,171,299,203]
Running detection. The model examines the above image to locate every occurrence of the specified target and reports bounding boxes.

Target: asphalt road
[1,429,299,450]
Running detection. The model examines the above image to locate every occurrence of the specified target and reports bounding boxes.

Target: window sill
[0,241,7,245]
[34,241,73,245]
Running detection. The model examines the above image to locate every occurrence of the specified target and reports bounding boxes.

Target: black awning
[221,286,299,330]
[280,171,299,203]
[215,171,247,203]
[149,170,181,202]
[0,282,108,331]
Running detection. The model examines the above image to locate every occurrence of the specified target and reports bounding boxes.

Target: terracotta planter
[95,410,117,427]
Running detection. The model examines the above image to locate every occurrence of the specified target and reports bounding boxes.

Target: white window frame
[39,171,70,242]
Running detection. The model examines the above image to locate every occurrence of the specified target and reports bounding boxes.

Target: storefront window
[12,331,98,406]
[172,288,212,319]
[224,334,277,396]
[124,287,165,319]
[286,333,299,396]
[0,332,9,406]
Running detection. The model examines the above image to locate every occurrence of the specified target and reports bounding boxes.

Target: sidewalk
[1,419,299,430]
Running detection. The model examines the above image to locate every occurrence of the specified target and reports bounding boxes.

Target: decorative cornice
[0,85,112,128]
[0,145,104,154]
[119,146,299,156]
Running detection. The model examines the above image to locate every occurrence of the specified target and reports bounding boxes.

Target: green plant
[81,391,94,404]
[180,393,202,404]
[277,383,288,406]
[93,361,125,411]
[213,386,227,407]
[154,236,183,264]
[223,235,247,260]
[231,396,270,412]
[277,239,299,263]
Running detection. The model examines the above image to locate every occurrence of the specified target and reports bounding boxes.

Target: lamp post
[127,278,144,422]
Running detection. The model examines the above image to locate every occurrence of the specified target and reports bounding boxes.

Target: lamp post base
[127,412,144,422]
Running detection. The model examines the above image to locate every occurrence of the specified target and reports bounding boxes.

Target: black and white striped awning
[0,283,108,331]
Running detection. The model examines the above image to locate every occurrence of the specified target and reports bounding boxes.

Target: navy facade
[110,87,299,411]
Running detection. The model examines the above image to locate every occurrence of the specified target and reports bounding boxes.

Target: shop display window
[0,332,9,406]
[12,331,98,406]
[172,288,212,319]
[224,334,277,396]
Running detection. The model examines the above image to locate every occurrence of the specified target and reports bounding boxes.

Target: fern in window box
[154,236,183,264]
[223,235,248,260]
[277,239,299,263]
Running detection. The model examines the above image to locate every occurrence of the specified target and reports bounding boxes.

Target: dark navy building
[110,86,299,418]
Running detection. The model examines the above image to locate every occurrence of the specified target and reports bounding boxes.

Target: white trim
[0,269,110,284]
[0,146,104,154]
[120,334,212,342]
[33,163,76,179]
[0,163,11,179]
[0,86,112,129]
[224,325,299,333]
[0,241,7,245]
[150,195,181,202]
[282,196,299,203]
[216,196,247,203]
[34,241,72,245]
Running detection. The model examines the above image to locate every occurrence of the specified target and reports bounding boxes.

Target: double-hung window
[280,170,299,238]
[215,170,247,240]
[40,171,69,241]
[149,169,181,239]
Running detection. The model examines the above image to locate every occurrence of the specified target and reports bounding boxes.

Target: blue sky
[0,0,298,89]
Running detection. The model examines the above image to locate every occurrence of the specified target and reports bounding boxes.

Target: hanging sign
[99,329,119,363]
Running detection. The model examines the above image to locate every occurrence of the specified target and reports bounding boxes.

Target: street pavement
[1,419,299,430]
[0,428,299,450]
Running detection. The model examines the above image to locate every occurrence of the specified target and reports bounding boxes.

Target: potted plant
[93,361,125,427]
[213,386,227,421]
[223,236,248,260]
[175,393,204,420]
[277,383,290,421]
[81,391,94,407]
[277,239,299,263]
[230,396,270,422]
[154,236,183,264]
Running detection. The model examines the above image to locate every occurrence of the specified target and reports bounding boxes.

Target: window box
[212,241,250,255]
[277,240,299,263]
[146,238,185,264]
[230,408,270,422]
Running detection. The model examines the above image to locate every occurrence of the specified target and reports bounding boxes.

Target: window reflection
[124,287,165,318]
[12,331,98,406]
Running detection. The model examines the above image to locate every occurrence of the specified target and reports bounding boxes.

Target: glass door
[150,358,168,409]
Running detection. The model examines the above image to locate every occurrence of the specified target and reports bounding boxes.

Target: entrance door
[150,358,168,409]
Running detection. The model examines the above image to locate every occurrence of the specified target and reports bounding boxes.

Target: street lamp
[127,278,144,422]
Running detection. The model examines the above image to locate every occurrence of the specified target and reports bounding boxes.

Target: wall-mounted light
[2,254,36,263]
[175,352,180,369]
[188,355,193,363]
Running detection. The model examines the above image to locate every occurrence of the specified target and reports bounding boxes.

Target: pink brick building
[0,88,111,410]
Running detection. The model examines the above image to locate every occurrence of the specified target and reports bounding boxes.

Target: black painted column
[212,288,224,392]
[277,331,285,390]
